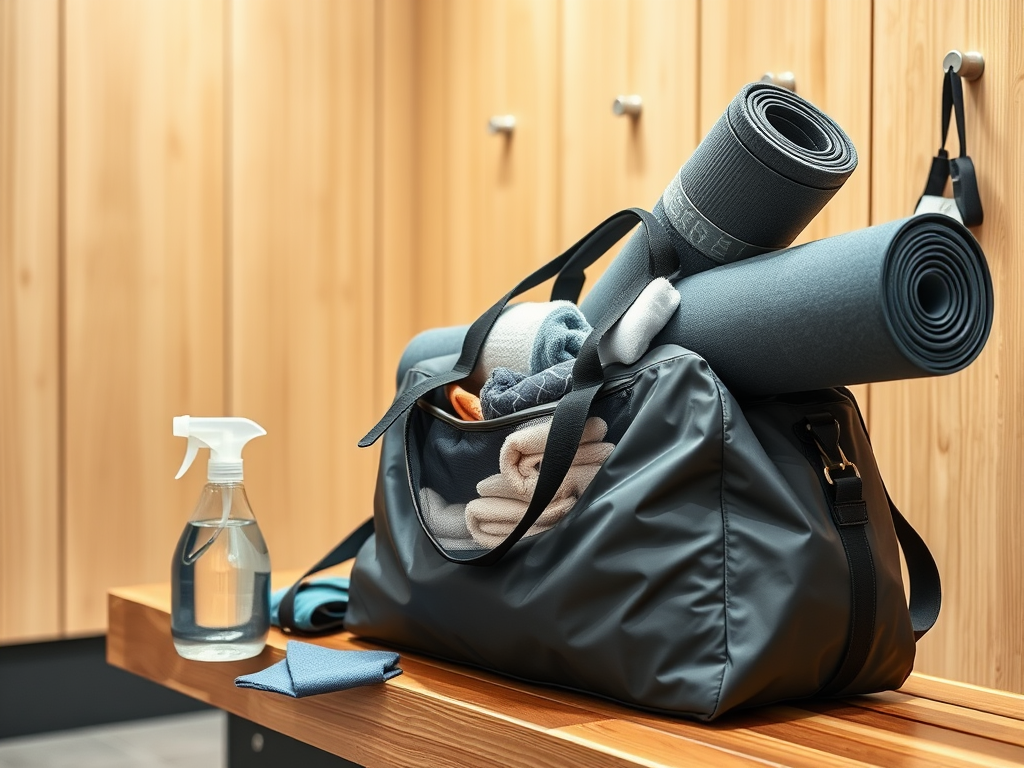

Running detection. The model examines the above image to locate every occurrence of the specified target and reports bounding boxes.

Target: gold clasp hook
[806,423,860,485]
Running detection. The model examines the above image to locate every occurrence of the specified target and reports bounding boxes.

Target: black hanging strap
[920,69,954,199]
[947,70,983,226]
[918,68,983,226]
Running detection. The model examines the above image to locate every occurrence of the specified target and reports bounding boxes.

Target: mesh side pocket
[407,388,632,554]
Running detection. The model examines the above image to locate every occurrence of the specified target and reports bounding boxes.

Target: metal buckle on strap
[806,423,860,485]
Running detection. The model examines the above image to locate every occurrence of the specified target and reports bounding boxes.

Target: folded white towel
[464,491,583,547]
[466,416,612,548]
[598,277,680,367]
[489,416,611,497]
[476,458,604,503]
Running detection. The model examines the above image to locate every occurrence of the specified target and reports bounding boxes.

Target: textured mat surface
[653,214,993,395]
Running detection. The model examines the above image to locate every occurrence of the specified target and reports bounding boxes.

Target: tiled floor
[0,711,225,768]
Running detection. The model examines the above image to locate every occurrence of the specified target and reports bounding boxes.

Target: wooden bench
[107,575,1024,767]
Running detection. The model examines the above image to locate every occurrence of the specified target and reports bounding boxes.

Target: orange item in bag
[446,384,483,421]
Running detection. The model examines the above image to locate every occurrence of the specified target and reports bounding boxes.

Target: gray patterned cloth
[480,360,574,419]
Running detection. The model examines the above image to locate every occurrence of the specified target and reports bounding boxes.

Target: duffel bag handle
[359,207,678,566]
[359,208,676,449]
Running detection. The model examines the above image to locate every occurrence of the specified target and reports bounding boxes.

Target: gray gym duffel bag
[281,209,940,720]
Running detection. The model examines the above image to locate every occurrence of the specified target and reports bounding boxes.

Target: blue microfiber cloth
[270,576,350,633]
[235,641,402,697]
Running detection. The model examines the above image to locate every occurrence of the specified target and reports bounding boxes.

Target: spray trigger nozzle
[172,415,266,483]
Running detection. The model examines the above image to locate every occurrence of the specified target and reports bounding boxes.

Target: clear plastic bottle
[171,482,271,661]
[169,416,271,662]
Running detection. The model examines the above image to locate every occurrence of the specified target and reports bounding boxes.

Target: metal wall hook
[487,115,516,135]
[612,95,643,117]
[760,71,796,92]
[943,50,984,80]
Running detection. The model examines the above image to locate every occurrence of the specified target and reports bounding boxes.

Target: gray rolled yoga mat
[578,81,858,322]
[656,213,993,396]
[398,215,993,397]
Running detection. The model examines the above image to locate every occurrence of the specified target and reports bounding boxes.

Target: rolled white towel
[469,301,582,389]
[598,277,680,367]
[469,281,679,397]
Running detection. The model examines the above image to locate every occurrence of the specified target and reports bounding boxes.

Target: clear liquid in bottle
[171,484,271,661]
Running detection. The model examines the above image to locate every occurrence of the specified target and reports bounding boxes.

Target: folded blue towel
[270,577,350,633]
[235,641,402,697]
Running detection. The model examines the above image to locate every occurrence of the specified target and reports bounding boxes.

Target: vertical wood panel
[230,0,378,570]
[0,0,60,643]
[560,0,699,293]
[376,0,414,409]
[379,0,562,391]
[699,0,872,409]
[870,0,1023,693]
[64,0,225,633]
[700,0,872,246]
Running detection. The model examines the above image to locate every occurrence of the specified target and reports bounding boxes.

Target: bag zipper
[414,372,637,432]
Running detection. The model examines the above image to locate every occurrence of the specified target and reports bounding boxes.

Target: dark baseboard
[228,715,361,767]
[0,635,209,740]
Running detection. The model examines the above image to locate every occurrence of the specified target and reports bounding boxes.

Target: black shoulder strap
[420,210,677,566]
[358,208,675,449]
[805,414,877,696]
[842,391,942,641]
[887,494,942,640]
[358,208,676,566]
[805,411,941,696]
[277,517,374,636]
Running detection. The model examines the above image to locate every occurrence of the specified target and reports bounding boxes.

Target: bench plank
[849,691,1024,749]
[898,674,1024,722]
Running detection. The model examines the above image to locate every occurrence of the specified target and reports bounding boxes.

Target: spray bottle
[170,416,271,662]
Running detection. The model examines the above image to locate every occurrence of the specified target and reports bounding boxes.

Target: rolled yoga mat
[578,81,858,322]
[399,215,993,396]
[654,213,993,396]
[397,82,858,382]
